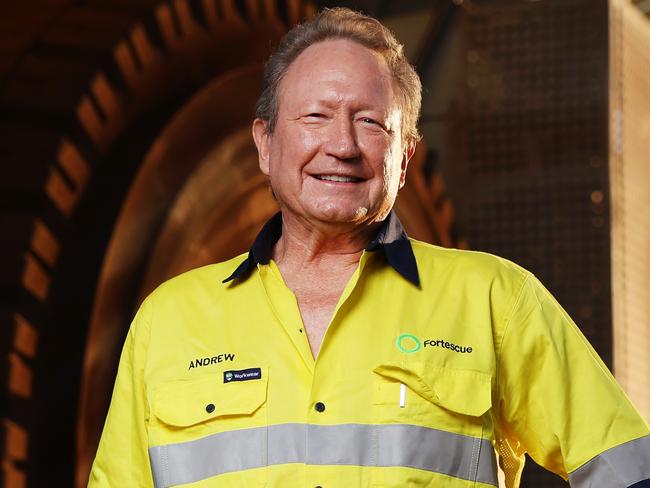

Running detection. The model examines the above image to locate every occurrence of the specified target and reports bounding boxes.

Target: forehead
[278,38,397,111]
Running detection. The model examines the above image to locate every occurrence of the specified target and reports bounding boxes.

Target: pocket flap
[373,362,492,417]
[153,366,268,427]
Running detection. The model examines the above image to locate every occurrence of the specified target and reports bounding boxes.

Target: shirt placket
[304,252,373,488]
[257,253,374,487]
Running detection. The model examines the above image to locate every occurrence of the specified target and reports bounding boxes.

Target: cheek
[382,149,405,189]
[297,130,322,155]
[271,129,320,168]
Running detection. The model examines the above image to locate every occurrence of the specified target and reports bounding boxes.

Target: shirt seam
[495,271,531,358]
[494,272,568,477]
[492,270,531,462]
[140,294,154,432]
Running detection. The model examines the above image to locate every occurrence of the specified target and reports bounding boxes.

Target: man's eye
[362,118,388,131]
[306,113,324,119]
[361,117,380,126]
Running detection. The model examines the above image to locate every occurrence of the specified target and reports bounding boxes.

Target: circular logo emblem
[225,372,233,381]
[395,333,421,353]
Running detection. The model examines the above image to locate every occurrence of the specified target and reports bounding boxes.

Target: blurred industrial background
[1,0,649,486]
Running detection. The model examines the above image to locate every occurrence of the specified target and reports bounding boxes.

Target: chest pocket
[372,361,492,436]
[153,369,268,428]
[371,362,495,487]
[149,367,268,487]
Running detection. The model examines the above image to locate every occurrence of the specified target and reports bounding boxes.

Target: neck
[272,212,383,272]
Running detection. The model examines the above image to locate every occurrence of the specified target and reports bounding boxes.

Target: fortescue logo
[396,334,473,354]
[396,333,421,353]
[188,353,235,370]
[423,339,472,354]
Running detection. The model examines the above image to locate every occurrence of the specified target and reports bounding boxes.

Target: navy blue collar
[223,211,420,286]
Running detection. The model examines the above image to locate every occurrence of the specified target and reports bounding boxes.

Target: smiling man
[250,35,414,355]
[89,8,650,488]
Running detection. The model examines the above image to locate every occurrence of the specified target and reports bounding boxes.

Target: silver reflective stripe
[304,423,496,485]
[568,435,650,488]
[149,426,267,488]
[149,423,497,487]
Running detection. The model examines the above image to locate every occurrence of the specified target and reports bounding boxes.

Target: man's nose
[325,117,361,161]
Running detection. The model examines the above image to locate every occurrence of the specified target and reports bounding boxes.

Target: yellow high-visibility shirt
[89,212,650,488]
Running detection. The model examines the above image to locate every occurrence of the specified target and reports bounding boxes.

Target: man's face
[253,39,413,228]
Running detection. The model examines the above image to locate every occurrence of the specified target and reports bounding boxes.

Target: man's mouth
[314,175,363,183]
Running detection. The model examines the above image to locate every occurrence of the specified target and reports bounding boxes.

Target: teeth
[317,175,359,182]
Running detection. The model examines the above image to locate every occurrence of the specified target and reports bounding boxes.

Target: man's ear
[399,141,417,189]
[252,118,271,175]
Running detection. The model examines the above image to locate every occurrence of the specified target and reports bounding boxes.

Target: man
[89,7,650,488]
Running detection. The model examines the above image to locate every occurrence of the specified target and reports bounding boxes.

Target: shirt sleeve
[88,297,154,487]
[495,272,650,488]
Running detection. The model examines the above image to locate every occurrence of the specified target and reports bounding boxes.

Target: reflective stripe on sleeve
[568,435,650,488]
[149,423,497,487]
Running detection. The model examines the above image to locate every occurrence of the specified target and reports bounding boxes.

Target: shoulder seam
[493,270,532,420]
[495,270,532,358]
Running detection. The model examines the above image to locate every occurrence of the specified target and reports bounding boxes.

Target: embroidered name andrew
[188,353,235,370]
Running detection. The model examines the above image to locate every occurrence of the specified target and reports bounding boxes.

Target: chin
[309,204,373,225]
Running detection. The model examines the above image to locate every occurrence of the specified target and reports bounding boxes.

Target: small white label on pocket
[399,383,406,408]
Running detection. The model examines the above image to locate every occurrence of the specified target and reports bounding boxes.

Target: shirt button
[206,403,215,413]
[314,402,326,413]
